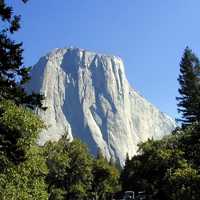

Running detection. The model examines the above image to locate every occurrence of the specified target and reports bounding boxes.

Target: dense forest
[1,1,200,200]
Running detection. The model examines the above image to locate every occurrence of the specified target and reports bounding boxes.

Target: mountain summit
[27,47,176,166]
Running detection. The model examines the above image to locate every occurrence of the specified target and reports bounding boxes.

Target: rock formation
[27,48,176,166]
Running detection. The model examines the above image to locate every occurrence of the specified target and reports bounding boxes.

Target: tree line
[120,47,200,199]
[0,100,120,199]
[1,0,200,200]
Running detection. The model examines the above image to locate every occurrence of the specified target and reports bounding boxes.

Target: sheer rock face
[28,48,176,166]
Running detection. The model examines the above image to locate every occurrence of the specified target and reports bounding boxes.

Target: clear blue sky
[8,0,200,119]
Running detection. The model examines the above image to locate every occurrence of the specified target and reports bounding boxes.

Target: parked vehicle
[135,191,146,200]
[122,191,135,200]
[112,190,146,200]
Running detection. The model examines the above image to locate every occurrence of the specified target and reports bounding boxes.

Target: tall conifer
[177,47,200,126]
[0,0,44,109]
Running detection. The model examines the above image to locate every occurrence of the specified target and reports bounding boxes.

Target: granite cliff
[27,48,176,166]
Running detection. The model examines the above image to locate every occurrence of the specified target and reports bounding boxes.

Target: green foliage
[0,0,44,109]
[0,146,48,200]
[92,153,120,200]
[174,124,200,168]
[0,100,45,166]
[45,136,93,200]
[0,2,120,199]
[0,100,120,199]
[176,47,200,126]
[121,129,200,200]
[0,101,48,199]
[44,136,120,200]
[48,188,66,200]
[121,47,200,199]
[66,139,93,199]
[169,164,200,200]
[0,2,49,198]
[44,136,70,189]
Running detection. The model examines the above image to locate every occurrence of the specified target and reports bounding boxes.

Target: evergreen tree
[0,0,44,109]
[176,47,200,126]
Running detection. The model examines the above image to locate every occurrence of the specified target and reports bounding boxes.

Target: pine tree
[176,47,200,126]
[0,0,44,109]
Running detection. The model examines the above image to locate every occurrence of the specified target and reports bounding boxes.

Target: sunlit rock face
[27,47,176,166]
